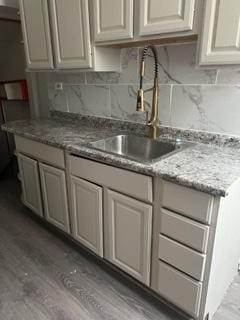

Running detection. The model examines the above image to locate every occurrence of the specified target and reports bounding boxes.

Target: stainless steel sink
[90,134,192,163]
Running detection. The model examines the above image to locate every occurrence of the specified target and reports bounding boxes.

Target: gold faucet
[136,45,160,139]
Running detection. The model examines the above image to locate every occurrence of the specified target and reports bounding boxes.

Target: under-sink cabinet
[67,154,153,285]
[13,135,240,320]
[70,176,103,257]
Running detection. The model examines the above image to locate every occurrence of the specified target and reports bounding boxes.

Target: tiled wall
[41,42,240,136]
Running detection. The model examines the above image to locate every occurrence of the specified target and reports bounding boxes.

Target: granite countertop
[2,115,240,197]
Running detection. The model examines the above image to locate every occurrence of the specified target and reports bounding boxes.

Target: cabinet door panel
[139,0,195,36]
[199,0,240,65]
[93,0,133,42]
[157,261,202,318]
[49,0,92,69]
[39,163,70,233]
[18,154,43,217]
[106,190,152,285]
[19,0,54,69]
[71,176,103,256]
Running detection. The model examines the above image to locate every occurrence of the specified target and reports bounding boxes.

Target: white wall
[39,42,240,137]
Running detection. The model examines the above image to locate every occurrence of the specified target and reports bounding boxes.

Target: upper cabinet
[93,0,133,42]
[139,0,195,36]
[19,0,120,71]
[19,0,54,69]
[91,0,200,44]
[49,0,92,69]
[199,0,240,65]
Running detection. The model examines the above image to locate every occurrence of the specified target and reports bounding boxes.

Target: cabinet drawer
[157,261,202,318]
[15,135,65,169]
[162,181,214,224]
[160,209,209,253]
[158,235,206,281]
[68,155,152,203]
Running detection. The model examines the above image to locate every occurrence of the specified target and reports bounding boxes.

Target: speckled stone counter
[2,115,240,197]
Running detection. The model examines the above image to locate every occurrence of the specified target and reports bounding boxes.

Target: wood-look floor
[0,179,239,320]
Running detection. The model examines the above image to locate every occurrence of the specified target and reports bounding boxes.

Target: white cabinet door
[39,163,70,233]
[139,0,195,36]
[93,0,133,42]
[49,0,92,69]
[199,0,240,65]
[105,190,152,285]
[71,176,103,257]
[19,0,54,69]
[18,153,43,217]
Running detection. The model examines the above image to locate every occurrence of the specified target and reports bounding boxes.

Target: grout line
[215,70,219,84]
[169,84,173,126]
[108,86,111,117]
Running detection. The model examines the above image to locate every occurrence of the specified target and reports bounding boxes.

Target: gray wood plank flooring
[0,178,239,320]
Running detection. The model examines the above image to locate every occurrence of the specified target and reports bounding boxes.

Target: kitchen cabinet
[15,135,70,234]
[39,163,70,233]
[138,0,195,36]
[91,0,200,45]
[199,0,240,65]
[49,0,92,69]
[70,176,103,257]
[67,154,153,272]
[10,133,240,320]
[19,0,54,69]
[93,0,133,42]
[19,0,120,71]
[105,190,152,285]
[17,153,43,217]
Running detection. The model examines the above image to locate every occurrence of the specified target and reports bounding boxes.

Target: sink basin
[90,134,192,163]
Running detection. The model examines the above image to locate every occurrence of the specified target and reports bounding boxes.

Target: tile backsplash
[39,42,240,136]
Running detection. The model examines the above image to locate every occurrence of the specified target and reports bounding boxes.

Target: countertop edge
[2,125,229,198]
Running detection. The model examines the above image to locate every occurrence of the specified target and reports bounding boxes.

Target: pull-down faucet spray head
[136,60,146,112]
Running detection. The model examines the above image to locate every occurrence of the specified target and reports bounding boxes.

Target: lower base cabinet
[105,190,152,285]
[70,176,103,257]
[39,163,70,233]
[18,153,43,217]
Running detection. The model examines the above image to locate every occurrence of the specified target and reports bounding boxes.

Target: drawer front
[162,181,214,224]
[157,261,202,318]
[68,155,152,203]
[160,209,209,253]
[158,235,206,281]
[15,135,65,169]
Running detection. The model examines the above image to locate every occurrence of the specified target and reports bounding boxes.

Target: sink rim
[89,134,194,163]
